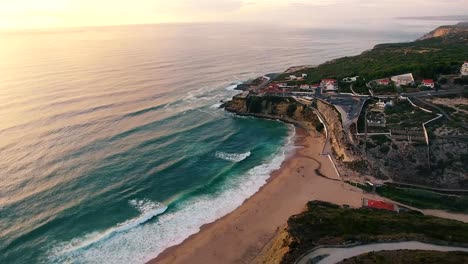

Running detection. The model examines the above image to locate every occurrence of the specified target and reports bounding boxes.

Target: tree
[287,104,297,117]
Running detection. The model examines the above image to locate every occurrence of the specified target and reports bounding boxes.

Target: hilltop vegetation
[289,29,468,82]
[339,250,468,264]
[281,201,468,264]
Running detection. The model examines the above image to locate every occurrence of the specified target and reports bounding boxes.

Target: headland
[150,23,468,264]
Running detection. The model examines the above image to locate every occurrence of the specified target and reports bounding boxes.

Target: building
[363,198,399,212]
[302,73,308,78]
[421,79,435,89]
[461,61,468,76]
[263,84,283,94]
[299,84,311,91]
[375,100,386,109]
[391,73,415,86]
[367,112,386,127]
[376,78,391,86]
[289,75,297,80]
[343,76,359,83]
[321,79,338,91]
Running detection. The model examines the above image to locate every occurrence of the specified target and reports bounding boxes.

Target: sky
[0,0,467,29]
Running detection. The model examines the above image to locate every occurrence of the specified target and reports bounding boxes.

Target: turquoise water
[0,23,429,263]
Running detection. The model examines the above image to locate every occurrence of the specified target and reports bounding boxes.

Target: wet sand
[149,128,373,264]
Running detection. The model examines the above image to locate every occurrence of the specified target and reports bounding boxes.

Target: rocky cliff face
[419,22,468,40]
[224,95,321,128]
[316,100,354,162]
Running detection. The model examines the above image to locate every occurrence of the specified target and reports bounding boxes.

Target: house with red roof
[363,198,399,212]
[421,79,435,89]
[376,78,391,86]
[320,79,338,92]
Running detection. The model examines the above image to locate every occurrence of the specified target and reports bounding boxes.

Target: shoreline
[149,126,375,264]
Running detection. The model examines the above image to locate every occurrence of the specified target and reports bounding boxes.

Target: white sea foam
[215,151,251,162]
[210,103,223,109]
[48,126,296,264]
[224,81,242,91]
[49,199,167,261]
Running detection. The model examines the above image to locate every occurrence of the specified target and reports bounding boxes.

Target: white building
[375,100,386,109]
[342,76,359,83]
[289,75,297,80]
[320,79,338,92]
[391,73,415,86]
[461,62,468,76]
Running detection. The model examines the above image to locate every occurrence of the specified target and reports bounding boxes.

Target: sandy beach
[149,127,374,264]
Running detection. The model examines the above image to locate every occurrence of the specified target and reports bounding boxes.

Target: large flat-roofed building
[391,73,415,86]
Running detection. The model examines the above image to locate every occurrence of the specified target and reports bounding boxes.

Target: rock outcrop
[419,22,468,40]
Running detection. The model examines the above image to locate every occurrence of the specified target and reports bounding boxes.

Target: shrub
[287,104,297,117]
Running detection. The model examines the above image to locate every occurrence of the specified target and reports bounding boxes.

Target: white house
[289,75,297,80]
[375,100,386,109]
[320,79,338,91]
[391,73,415,86]
[385,100,395,107]
[302,73,308,78]
[461,62,468,76]
[421,79,435,89]
[342,76,359,83]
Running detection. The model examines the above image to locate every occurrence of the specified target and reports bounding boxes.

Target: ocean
[0,22,439,263]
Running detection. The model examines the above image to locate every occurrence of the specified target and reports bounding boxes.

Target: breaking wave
[215,151,251,162]
[45,125,296,264]
[224,81,242,91]
[49,199,167,259]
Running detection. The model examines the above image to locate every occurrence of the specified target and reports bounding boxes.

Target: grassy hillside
[281,201,468,264]
[287,31,468,82]
[338,250,468,264]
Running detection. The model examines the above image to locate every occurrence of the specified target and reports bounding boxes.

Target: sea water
[0,22,433,263]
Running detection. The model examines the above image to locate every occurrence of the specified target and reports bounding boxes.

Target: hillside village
[226,29,468,190]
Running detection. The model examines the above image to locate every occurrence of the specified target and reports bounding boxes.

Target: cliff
[316,100,354,162]
[419,22,468,40]
[223,95,322,131]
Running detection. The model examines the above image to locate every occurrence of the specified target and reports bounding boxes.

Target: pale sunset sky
[1,0,467,29]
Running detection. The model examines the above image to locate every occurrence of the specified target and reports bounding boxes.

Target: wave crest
[224,81,242,91]
[49,199,167,258]
[215,151,251,162]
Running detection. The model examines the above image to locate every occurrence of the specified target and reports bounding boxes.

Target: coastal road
[296,241,468,264]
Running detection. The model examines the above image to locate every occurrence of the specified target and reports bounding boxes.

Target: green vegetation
[344,160,368,174]
[379,145,390,154]
[344,181,372,192]
[370,135,391,145]
[286,33,468,83]
[315,123,324,133]
[348,182,468,213]
[376,185,468,213]
[372,83,398,95]
[385,100,436,129]
[282,201,468,264]
[287,104,297,117]
[339,250,468,264]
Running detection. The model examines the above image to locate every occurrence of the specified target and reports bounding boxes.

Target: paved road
[402,88,466,98]
[297,241,468,264]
